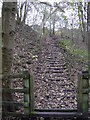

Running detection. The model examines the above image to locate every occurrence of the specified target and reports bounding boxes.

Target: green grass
[59,39,88,62]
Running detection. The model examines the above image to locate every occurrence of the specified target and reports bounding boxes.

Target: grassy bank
[59,39,88,63]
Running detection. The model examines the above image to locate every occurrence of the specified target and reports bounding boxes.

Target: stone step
[48,78,68,81]
[51,51,61,53]
[49,63,67,67]
[49,62,63,65]
[45,70,65,73]
[48,66,67,70]
[51,72,69,76]
[47,67,68,71]
[49,74,69,78]
[46,59,62,62]
[47,67,63,70]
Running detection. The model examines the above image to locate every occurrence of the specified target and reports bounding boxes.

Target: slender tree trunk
[71,19,73,44]
[78,2,86,42]
[49,7,52,37]
[22,2,27,24]
[81,9,86,42]
[79,2,86,42]
[52,20,55,35]
[78,4,81,29]
[43,22,45,34]
[17,2,26,24]
[17,7,21,25]
[42,14,45,34]
[2,2,17,114]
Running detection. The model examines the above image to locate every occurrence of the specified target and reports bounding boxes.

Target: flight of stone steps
[34,37,77,109]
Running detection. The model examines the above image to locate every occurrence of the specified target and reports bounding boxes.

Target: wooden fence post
[29,75,34,115]
[23,71,30,114]
[23,71,34,117]
[82,71,89,118]
[77,72,83,114]
[77,71,89,118]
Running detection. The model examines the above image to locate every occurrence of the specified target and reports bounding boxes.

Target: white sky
[0,0,86,29]
[0,0,61,17]
[38,0,90,3]
[39,0,60,5]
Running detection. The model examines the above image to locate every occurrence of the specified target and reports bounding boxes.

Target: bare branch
[54,3,65,12]
[39,1,52,7]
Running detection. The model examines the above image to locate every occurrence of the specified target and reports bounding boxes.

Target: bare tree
[78,2,86,42]
[41,5,48,34]
[17,0,30,24]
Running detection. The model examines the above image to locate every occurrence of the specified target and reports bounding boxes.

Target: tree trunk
[43,22,45,34]
[17,2,25,24]
[22,2,27,24]
[49,7,52,37]
[0,15,2,120]
[52,20,55,35]
[81,9,86,42]
[78,2,86,42]
[87,2,90,70]
[2,1,17,114]
[42,11,46,34]
[71,19,73,44]
[17,9,21,25]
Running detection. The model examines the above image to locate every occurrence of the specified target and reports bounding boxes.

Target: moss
[30,111,36,115]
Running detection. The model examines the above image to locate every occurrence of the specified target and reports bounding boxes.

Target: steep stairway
[34,37,77,109]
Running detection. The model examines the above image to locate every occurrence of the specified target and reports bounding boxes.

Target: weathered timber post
[23,71,30,114]
[77,72,82,114]
[77,71,89,118]
[29,75,34,114]
[23,71,34,117]
[82,71,89,118]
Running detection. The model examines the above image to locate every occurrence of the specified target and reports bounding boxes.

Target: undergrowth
[59,39,88,63]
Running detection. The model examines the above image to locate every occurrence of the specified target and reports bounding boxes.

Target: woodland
[1,1,90,120]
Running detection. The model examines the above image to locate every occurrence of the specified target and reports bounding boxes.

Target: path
[34,37,77,109]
